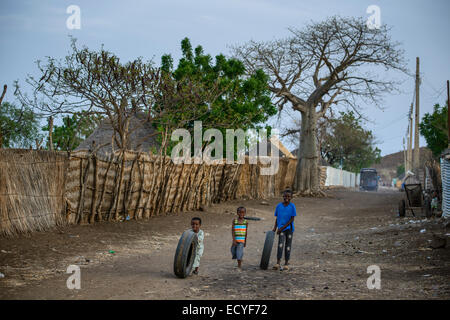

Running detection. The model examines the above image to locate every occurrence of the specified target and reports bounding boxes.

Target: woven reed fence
[319,166,327,188]
[235,157,298,199]
[65,150,243,224]
[1,149,302,236]
[0,149,69,236]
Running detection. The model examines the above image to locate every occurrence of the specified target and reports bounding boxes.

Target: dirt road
[1,188,449,299]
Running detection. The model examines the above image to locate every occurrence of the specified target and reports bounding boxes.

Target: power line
[422,74,446,98]
[376,112,409,131]
[379,134,405,143]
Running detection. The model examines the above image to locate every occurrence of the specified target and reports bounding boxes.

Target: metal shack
[441,148,450,218]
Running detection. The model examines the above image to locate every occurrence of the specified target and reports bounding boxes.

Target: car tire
[399,200,406,217]
[260,230,275,270]
[424,198,431,218]
[173,229,198,278]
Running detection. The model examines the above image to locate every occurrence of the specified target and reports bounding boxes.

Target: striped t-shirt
[233,219,248,243]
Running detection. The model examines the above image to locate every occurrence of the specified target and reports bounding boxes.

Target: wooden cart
[398,183,431,218]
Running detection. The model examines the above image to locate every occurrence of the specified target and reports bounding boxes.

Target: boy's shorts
[231,243,244,260]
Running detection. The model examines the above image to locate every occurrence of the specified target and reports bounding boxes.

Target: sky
[0,0,449,156]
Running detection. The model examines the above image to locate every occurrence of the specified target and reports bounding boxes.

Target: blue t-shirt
[274,202,297,232]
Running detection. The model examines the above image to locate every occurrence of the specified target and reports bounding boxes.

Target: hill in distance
[370,147,433,184]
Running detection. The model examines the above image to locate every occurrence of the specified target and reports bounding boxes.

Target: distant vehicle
[359,168,378,191]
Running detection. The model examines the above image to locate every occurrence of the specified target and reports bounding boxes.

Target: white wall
[324,166,358,188]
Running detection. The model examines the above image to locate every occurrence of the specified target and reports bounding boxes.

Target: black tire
[173,230,198,278]
[398,200,406,217]
[260,230,275,270]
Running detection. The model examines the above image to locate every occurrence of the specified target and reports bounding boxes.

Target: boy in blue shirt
[272,189,296,271]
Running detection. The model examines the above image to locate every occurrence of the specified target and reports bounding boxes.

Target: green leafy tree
[42,112,101,151]
[16,37,275,158]
[16,38,237,156]
[320,111,381,172]
[0,101,42,148]
[161,38,277,156]
[419,102,448,157]
[397,164,405,176]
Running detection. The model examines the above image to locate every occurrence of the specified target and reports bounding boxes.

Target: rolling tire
[398,200,406,217]
[260,230,275,270]
[173,230,198,278]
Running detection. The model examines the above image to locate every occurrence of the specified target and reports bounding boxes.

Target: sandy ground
[0,187,449,300]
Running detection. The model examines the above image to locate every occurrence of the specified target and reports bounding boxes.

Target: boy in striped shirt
[231,206,248,269]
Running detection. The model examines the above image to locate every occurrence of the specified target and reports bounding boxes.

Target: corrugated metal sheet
[424,167,433,190]
[441,157,450,218]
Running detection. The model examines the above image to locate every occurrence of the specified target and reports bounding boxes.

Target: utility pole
[403,137,407,175]
[447,80,449,148]
[413,57,420,171]
[407,103,413,173]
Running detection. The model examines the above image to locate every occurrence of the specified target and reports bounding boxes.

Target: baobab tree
[233,16,407,195]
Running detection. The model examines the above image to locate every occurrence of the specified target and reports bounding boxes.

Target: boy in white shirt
[191,217,204,275]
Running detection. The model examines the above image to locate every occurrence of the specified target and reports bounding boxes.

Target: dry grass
[0,149,69,237]
[235,157,298,199]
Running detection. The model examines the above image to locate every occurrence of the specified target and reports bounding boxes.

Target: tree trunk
[48,116,54,151]
[0,85,5,148]
[294,107,320,194]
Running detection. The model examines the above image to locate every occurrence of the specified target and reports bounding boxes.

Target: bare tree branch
[0,85,6,105]
[232,16,407,192]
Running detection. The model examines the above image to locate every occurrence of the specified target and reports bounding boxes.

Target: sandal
[272,264,280,270]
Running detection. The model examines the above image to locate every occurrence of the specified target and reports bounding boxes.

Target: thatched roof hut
[76,113,160,155]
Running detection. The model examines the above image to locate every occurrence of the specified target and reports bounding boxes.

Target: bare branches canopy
[232,16,407,193]
[15,38,221,153]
